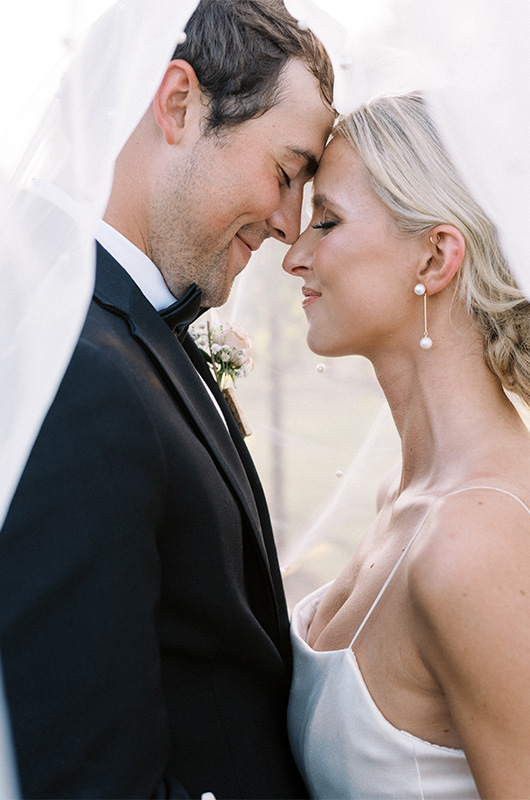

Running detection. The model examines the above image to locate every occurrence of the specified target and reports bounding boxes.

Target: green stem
[206,321,221,388]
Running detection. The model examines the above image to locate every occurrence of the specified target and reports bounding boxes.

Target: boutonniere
[190,321,254,437]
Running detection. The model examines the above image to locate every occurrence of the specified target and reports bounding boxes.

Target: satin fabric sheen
[288,584,479,799]
[286,486,530,798]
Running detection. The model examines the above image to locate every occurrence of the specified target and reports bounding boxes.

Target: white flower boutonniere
[190,321,254,437]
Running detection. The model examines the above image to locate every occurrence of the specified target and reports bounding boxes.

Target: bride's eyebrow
[312,192,344,215]
[312,192,330,211]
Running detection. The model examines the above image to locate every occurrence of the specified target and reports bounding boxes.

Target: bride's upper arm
[408,488,530,798]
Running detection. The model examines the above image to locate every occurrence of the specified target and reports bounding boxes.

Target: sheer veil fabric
[0,3,199,788]
[220,0,530,605]
[0,0,529,789]
[4,0,528,619]
[0,0,200,532]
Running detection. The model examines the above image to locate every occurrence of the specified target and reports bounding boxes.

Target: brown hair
[172,0,334,132]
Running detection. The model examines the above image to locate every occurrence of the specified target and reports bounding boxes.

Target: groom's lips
[302,285,322,308]
[235,232,263,257]
[234,233,252,261]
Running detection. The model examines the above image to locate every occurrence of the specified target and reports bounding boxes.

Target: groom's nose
[266,183,304,244]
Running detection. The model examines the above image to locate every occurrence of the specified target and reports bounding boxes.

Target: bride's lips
[301,285,322,308]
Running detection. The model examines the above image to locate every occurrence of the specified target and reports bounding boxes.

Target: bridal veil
[1,0,529,790]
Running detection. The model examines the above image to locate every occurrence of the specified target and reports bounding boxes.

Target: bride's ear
[419,225,465,294]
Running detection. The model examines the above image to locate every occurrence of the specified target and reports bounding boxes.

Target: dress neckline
[291,485,530,754]
[292,585,467,753]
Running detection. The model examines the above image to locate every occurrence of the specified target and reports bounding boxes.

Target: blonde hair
[334,92,530,405]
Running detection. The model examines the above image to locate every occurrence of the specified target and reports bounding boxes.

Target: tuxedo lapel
[184,335,278,542]
[93,245,270,569]
[182,325,293,664]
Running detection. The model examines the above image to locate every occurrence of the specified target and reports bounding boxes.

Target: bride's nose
[282,226,313,277]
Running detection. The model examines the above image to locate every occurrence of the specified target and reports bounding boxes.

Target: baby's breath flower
[190,321,254,390]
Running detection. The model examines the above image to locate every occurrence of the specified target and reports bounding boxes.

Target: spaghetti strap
[349,484,530,648]
[446,485,530,516]
[349,507,430,648]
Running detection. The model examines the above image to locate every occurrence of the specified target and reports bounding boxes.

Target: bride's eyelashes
[311,219,338,231]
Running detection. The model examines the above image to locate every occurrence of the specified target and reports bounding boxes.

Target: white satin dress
[288,486,529,799]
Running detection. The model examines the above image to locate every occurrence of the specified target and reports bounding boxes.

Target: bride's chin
[307,330,356,359]
[306,332,334,358]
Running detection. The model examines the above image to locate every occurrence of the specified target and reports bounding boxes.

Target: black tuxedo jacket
[0,244,307,799]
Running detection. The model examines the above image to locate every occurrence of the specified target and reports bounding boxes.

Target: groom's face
[149,58,334,308]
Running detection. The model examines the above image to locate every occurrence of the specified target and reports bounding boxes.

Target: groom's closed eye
[284,146,319,180]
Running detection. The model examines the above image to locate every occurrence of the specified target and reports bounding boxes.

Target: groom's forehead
[217,63,332,160]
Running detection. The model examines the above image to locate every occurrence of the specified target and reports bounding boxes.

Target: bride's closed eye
[312,219,338,231]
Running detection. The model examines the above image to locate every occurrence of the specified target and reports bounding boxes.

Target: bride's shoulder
[440,483,530,522]
[407,483,530,781]
[408,484,530,613]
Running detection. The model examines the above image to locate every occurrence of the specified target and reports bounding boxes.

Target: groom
[0,0,334,798]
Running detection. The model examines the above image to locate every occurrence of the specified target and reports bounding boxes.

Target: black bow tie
[159,284,204,340]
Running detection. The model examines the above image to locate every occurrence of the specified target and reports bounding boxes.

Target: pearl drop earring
[414,283,433,349]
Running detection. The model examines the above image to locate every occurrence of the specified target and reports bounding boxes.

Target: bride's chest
[309,505,426,651]
[305,500,462,748]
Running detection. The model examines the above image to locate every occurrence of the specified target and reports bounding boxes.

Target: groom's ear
[152,59,201,146]
[418,225,466,295]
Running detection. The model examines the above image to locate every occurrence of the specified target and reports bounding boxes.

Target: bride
[283,92,530,799]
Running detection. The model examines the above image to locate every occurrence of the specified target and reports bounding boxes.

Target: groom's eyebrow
[286,147,319,177]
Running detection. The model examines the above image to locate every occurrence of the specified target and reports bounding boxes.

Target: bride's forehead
[312,154,373,207]
[316,139,364,180]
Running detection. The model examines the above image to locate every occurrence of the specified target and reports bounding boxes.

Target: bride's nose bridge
[283,228,312,273]
[299,222,318,259]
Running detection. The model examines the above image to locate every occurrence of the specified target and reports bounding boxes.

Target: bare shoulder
[409,486,530,605]
[407,486,530,795]
[407,485,530,664]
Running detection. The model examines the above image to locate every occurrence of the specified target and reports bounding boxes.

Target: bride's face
[282,137,425,358]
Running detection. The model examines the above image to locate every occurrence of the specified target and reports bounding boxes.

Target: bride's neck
[372,328,525,492]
